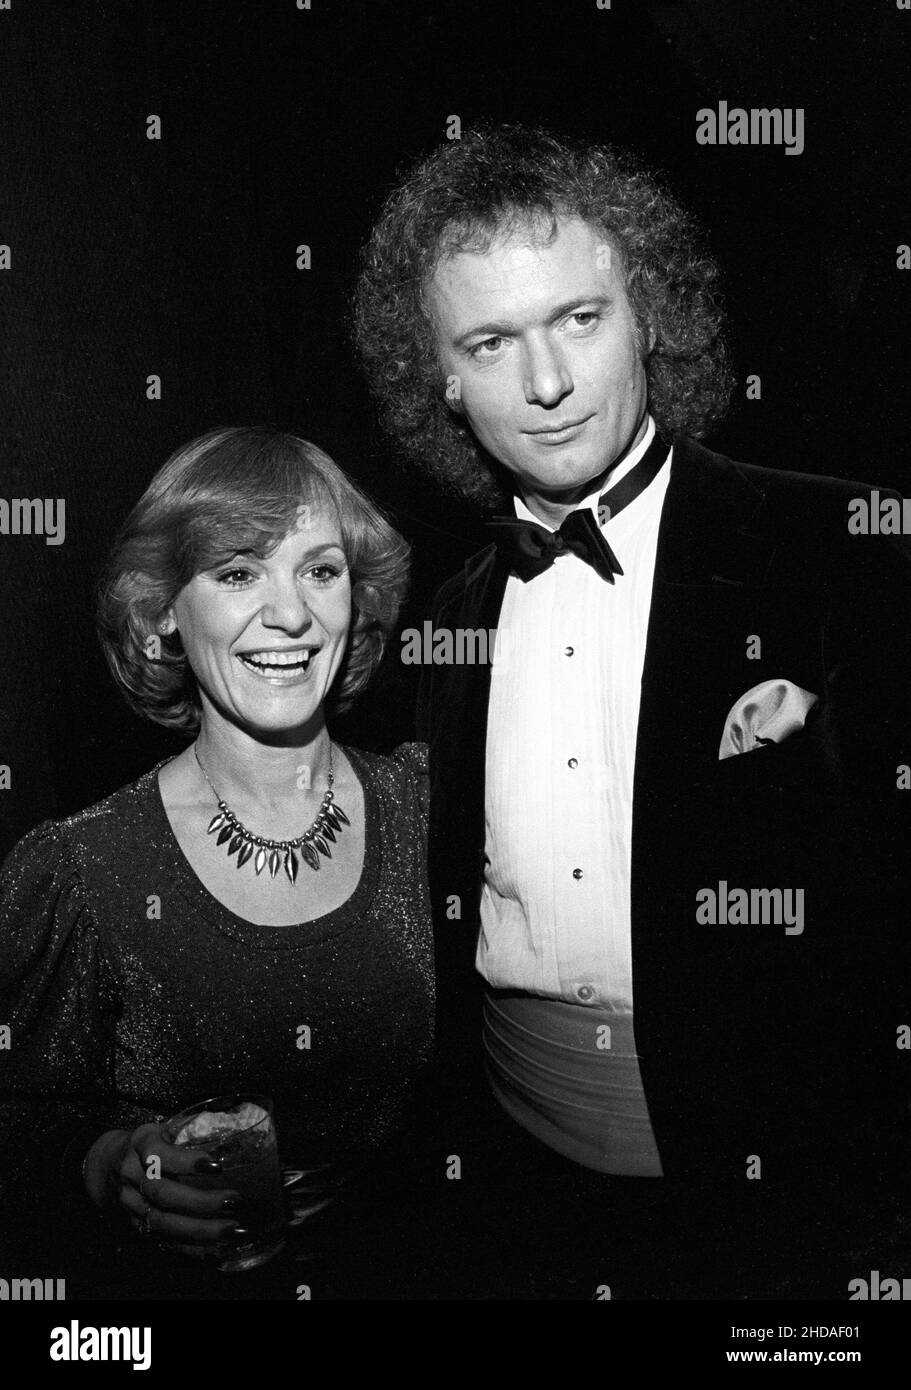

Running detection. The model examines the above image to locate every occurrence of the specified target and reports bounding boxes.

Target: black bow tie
[486,431,668,584]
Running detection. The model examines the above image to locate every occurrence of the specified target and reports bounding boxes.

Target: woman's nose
[261,582,314,632]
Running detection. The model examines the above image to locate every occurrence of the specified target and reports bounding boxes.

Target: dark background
[1,0,909,856]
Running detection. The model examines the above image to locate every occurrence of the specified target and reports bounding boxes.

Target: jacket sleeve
[0,820,134,1247]
[825,520,911,895]
[824,515,911,1193]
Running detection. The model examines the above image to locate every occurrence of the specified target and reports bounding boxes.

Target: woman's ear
[157,611,177,636]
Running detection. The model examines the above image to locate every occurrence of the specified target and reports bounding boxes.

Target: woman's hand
[83,1124,246,1250]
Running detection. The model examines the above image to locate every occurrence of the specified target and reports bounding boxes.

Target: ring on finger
[138,1204,153,1239]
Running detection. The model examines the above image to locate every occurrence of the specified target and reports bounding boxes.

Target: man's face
[428,215,651,509]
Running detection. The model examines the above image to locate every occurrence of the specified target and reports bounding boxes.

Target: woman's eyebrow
[294,542,347,560]
[208,541,345,566]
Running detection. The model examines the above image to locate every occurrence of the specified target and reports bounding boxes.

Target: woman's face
[165,505,352,740]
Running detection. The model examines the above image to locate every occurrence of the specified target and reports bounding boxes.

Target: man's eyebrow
[452,294,614,349]
[452,318,519,350]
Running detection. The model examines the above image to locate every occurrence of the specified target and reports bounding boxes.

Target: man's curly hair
[354,123,732,507]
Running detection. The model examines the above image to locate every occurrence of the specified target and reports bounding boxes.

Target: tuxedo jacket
[417,435,911,1188]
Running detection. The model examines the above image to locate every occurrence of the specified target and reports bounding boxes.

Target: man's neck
[519,416,653,528]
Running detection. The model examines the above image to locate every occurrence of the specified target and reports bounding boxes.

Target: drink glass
[163,1093,286,1272]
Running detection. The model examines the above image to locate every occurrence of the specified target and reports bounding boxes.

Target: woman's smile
[236,645,322,683]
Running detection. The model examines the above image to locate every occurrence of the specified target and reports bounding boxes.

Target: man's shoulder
[427,542,498,615]
[675,435,908,568]
[677,434,892,511]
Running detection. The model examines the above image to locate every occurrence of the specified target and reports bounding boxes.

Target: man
[355,125,911,1298]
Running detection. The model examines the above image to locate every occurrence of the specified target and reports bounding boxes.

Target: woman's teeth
[239,650,313,676]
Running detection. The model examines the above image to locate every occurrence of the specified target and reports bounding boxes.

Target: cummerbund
[483,989,664,1177]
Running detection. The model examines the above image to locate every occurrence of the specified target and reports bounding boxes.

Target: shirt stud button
[564,646,574,656]
[577,985,594,1002]
[572,868,583,880]
[568,758,578,769]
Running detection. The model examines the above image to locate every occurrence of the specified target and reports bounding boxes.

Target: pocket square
[719,679,819,760]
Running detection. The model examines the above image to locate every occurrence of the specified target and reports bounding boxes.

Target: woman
[0,427,433,1296]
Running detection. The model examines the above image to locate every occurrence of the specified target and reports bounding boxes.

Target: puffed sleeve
[390,740,430,844]
[0,819,123,1239]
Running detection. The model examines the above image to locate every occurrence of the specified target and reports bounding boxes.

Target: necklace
[193,741,349,884]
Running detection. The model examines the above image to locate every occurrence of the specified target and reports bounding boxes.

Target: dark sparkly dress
[0,742,435,1298]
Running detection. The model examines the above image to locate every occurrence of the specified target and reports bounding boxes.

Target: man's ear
[157,611,177,636]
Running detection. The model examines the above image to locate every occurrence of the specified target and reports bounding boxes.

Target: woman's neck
[193,717,332,820]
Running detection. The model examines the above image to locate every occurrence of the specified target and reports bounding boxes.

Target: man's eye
[470,336,504,357]
[571,312,599,328]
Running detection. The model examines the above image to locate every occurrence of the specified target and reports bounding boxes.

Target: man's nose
[522,336,573,407]
[261,581,314,632]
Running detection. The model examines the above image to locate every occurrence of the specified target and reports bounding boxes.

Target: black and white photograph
[1,0,910,1360]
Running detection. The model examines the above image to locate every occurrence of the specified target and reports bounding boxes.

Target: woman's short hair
[98,426,410,734]
[354,122,732,507]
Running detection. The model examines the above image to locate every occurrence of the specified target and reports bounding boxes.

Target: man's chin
[523,466,607,506]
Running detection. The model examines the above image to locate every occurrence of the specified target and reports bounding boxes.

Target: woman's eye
[216,568,254,587]
[306,564,341,584]
[214,561,344,587]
